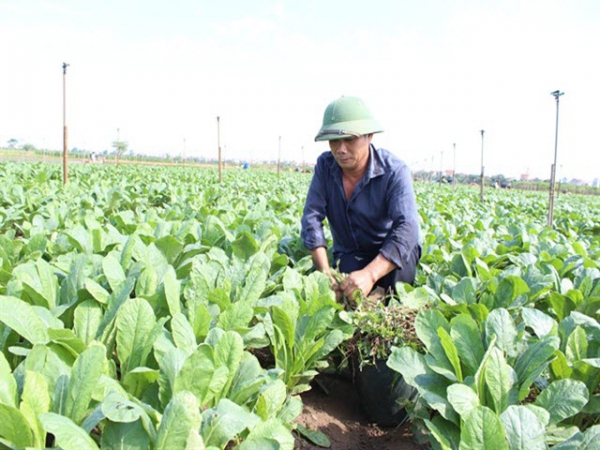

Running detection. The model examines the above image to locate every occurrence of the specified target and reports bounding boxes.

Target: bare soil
[293,374,429,450]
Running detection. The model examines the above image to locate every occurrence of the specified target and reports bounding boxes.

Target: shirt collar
[365,144,385,179]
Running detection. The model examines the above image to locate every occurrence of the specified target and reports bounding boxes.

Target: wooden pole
[453,142,456,188]
[62,62,69,185]
[480,130,485,202]
[548,90,564,228]
[277,136,281,177]
[217,116,222,183]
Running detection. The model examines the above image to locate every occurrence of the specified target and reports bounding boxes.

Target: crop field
[1,161,600,449]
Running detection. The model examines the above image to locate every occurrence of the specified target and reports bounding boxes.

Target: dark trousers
[336,245,421,293]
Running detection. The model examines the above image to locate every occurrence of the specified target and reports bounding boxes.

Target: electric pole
[480,130,485,202]
[548,90,564,227]
[277,136,282,177]
[62,62,70,185]
[217,116,222,183]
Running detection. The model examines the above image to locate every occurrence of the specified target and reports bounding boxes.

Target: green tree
[112,140,128,166]
[7,138,18,148]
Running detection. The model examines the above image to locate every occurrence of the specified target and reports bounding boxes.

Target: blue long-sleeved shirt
[301,145,420,270]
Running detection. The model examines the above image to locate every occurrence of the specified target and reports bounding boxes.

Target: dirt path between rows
[293,374,429,450]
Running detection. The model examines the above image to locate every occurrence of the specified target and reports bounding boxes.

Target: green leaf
[95,276,136,342]
[24,344,71,398]
[270,306,295,349]
[201,399,260,448]
[565,326,588,362]
[103,254,127,292]
[550,350,573,380]
[513,335,560,401]
[499,405,546,450]
[243,418,294,450]
[135,266,158,298]
[447,383,480,418]
[40,412,100,450]
[156,391,202,450]
[101,391,145,423]
[450,314,485,377]
[549,292,576,322]
[232,231,259,260]
[484,308,517,357]
[450,252,472,278]
[66,344,106,424]
[64,224,93,254]
[84,278,110,304]
[581,425,600,450]
[296,424,331,448]
[521,307,556,338]
[387,346,457,423]
[0,403,34,449]
[495,276,529,308]
[277,395,303,424]
[452,278,477,305]
[116,297,157,374]
[459,406,508,450]
[415,309,451,363]
[438,327,463,382]
[484,347,517,414]
[171,312,197,355]
[12,259,59,309]
[0,295,49,344]
[174,344,229,408]
[155,235,184,265]
[101,420,151,450]
[74,300,104,346]
[122,367,160,399]
[256,379,287,421]
[534,379,589,424]
[163,266,182,317]
[20,370,51,448]
[156,346,187,409]
[213,331,244,398]
[0,352,17,407]
[425,416,461,450]
[217,301,254,332]
[236,252,269,304]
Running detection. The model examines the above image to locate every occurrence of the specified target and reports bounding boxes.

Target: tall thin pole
[277,136,281,177]
[480,130,485,202]
[217,116,222,183]
[439,150,443,185]
[62,62,69,185]
[548,90,564,227]
[453,142,456,188]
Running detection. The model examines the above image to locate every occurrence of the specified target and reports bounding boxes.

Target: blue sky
[1,0,599,181]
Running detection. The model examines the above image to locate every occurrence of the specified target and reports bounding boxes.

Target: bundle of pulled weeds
[340,287,426,367]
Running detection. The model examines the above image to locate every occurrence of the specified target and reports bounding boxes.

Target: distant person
[301,96,421,300]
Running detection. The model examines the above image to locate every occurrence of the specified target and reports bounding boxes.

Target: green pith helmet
[315,96,384,142]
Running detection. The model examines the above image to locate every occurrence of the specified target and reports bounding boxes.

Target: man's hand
[339,268,377,299]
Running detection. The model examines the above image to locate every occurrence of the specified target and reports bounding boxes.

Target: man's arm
[310,246,331,275]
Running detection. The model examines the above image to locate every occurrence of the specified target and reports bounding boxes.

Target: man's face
[329,134,372,172]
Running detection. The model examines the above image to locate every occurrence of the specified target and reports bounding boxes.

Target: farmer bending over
[301,96,421,300]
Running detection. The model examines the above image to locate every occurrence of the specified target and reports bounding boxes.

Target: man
[301,96,421,300]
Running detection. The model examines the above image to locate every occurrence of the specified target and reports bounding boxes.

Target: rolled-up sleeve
[301,159,329,250]
[379,163,420,269]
